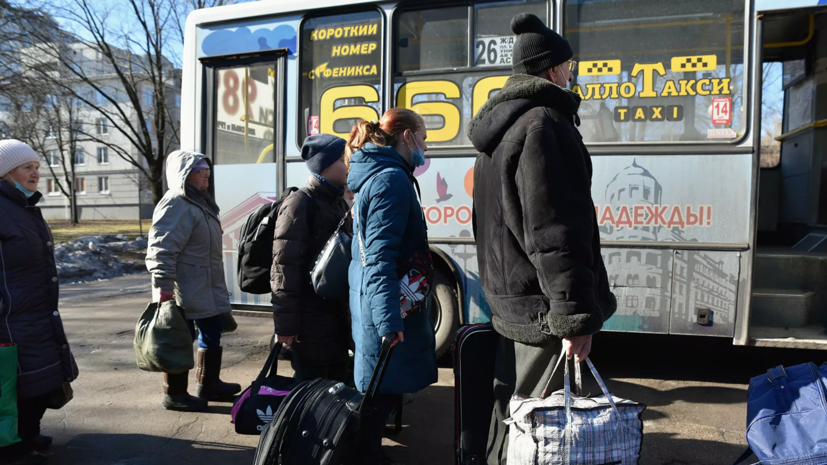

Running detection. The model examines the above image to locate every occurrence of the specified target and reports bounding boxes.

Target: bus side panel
[669,250,741,337]
[595,154,752,336]
[602,248,673,334]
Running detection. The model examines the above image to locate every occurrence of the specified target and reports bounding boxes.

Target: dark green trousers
[486,335,565,465]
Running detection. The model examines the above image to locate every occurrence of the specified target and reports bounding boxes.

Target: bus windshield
[564,0,746,144]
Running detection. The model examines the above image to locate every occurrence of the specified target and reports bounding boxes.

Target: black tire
[430,268,461,358]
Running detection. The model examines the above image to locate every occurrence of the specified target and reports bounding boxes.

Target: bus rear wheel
[430,268,460,358]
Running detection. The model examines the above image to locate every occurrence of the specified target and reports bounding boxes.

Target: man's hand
[386,332,404,348]
[563,334,593,363]
[276,335,298,346]
[159,290,174,303]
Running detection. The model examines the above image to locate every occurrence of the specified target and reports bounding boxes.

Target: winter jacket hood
[347,143,437,395]
[468,74,616,343]
[165,150,211,195]
[468,74,581,154]
[347,143,413,194]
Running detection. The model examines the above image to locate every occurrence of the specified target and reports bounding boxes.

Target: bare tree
[0,1,62,96]
[170,0,238,46]
[2,82,85,223]
[760,62,784,168]
[14,0,243,206]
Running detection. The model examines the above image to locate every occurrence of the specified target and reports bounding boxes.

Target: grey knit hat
[511,13,573,76]
[0,139,40,177]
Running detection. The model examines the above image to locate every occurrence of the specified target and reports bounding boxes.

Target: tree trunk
[150,158,165,205]
[70,164,78,224]
[151,175,164,205]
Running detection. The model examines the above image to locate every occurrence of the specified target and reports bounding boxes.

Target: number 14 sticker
[712,97,731,125]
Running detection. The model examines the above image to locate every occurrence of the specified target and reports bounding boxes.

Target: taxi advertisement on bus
[189,0,774,349]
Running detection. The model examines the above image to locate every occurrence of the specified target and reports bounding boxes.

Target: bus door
[752,3,827,348]
[200,50,288,308]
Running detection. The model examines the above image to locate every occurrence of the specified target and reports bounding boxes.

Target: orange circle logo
[464,167,474,198]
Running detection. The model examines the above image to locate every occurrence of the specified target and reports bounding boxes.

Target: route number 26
[475,39,498,66]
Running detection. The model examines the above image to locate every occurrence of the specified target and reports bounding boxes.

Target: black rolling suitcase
[253,337,393,465]
[453,324,499,465]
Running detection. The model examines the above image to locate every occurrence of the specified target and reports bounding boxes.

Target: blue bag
[734,362,827,465]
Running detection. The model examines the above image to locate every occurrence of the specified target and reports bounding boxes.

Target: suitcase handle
[358,336,394,415]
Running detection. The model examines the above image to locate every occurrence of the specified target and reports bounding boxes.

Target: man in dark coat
[271,134,352,382]
[0,139,78,464]
[467,14,617,464]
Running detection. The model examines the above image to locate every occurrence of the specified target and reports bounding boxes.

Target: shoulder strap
[295,187,317,233]
[732,447,757,465]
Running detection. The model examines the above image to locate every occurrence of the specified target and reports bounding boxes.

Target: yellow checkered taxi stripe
[670,55,717,73]
[579,60,621,76]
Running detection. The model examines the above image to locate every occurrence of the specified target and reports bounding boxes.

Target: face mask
[406,134,426,168]
[14,180,35,198]
[554,66,569,89]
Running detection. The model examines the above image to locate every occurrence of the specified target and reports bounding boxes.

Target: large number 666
[319,75,508,142]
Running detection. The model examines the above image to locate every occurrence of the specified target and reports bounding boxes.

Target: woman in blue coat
[346,109,438,464]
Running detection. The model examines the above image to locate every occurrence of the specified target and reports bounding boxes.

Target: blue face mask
[407,135,426,168]
[14,180,35,198]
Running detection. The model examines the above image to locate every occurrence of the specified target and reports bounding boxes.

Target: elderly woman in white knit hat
[145,150,240,412]
[0,139,78,465]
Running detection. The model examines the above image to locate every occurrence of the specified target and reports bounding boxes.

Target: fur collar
[467,74,581,154]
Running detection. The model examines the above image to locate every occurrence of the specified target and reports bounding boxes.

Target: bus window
[475,0,546,67]
[397,7,468,72]
[761,62,782,168]
[213,62,278,165]
[299,10,383,144]
[564,0,746,144]
[394,0,548,147]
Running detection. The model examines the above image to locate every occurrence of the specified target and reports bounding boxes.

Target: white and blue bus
[182,0,827,355]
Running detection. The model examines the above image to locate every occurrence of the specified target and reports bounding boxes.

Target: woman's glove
[159,290,174,303]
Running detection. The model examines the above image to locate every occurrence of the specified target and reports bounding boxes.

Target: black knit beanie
[301,134,346,174]
[511,13,573,75]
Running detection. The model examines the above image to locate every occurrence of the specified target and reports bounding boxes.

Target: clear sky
[44,0,217,66]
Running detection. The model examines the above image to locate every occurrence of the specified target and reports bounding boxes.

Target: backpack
[734,362,827,465]
[237,187,315,294]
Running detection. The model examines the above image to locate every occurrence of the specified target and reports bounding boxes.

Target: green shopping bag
[134,301,194,374]
[0,343,20,447]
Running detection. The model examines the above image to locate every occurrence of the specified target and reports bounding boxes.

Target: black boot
[195,347,241,402]
[20,451,48,465]
[26,435,52,452]
[162,372,207,412]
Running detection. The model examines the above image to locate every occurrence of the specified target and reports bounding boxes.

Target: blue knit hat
[301,134,345,174]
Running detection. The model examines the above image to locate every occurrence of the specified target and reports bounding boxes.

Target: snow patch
[55,235,148,283]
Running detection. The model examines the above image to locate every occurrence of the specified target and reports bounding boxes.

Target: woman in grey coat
[145,150,240,412]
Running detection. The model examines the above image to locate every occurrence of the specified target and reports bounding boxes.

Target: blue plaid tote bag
[505,349,645,465]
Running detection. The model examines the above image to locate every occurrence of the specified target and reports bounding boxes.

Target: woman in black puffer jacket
[0,140,78,465]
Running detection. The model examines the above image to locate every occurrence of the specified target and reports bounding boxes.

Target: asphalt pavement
[35,273,826,465]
